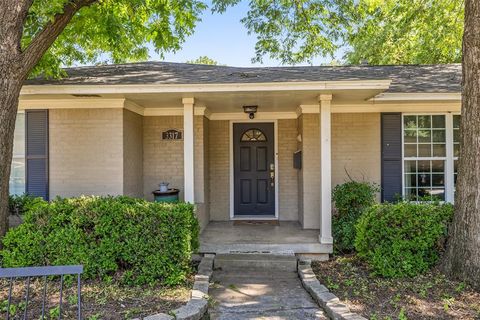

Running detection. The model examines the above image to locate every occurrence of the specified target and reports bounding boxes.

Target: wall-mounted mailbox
[293,150,302,169]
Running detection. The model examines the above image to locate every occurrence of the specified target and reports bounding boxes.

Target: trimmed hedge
[332,181,379,253]
[8,194,45,216]
[355,201,453,277]
[1,196,199,285]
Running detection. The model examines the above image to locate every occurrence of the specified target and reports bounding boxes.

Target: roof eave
[370,92,461,102]
[20,80,392,95]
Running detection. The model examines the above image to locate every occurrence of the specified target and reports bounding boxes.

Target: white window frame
[402,113,458,203]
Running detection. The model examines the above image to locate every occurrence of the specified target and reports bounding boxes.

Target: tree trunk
[443,0,480,288]
[0,73,23,239]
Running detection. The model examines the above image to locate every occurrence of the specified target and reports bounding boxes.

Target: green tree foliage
[346,0,463,64]
[213,0,463,65]
[23,0,207,78]
[186,55,222,65]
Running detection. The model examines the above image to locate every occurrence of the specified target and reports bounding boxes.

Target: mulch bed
[0,270,196,320]
[312,255,480,320]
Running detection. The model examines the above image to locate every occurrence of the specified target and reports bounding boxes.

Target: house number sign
[162,129,183,140]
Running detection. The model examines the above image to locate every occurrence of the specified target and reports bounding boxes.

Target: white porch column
[319,94,333,244]
[183,97,195,203]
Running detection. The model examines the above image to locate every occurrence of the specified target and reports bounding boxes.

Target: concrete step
[212,267,299,281]
[214,252,298,272]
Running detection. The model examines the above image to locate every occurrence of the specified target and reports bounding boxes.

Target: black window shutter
[381,113,402,202]
[26,110,49,200]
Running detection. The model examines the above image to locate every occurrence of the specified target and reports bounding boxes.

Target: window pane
[404,144,417,157]
[454,144,460,157]
[432,174,445,187]
[418,160,431,173]
[404,130,417,143]
[432,115,446,128]
[405,174,417,187]
[433,144,446,157]
[404,116,417,129]
[9,113,25,196]
[418,144,432,157]
[432,130,446,143]
[453,115,461,129]
[429,189,445,201]
[418,130,431,143]
[418,174,431,187]
[404,160,417,173]
[418,116,431,128]
[13,113,25,156]
[432,160,444,173]
[453,129,460,142]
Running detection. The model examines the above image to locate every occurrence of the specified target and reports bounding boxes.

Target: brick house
[11,62,461,258]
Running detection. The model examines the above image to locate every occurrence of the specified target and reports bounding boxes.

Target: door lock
[270,163,275,187]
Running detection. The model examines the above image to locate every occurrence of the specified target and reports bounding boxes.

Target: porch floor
[199,221,332,255]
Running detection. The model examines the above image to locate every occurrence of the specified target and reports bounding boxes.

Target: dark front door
[233,123,275,216]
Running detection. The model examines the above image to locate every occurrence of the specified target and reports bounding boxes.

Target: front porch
[199,221,332,256]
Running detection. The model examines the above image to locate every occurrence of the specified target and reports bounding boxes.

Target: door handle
[270,163,275,187]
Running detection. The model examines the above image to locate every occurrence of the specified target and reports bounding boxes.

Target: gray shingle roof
[25,62,462,93]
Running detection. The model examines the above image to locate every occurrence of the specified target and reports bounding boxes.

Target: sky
[152,1,339,67]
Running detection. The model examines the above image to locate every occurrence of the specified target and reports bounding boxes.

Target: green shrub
[1,196,199,285]
[332,181,379,253]
[8,194,46,216]
[355,201,453,277]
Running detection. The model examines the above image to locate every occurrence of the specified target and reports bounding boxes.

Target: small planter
[152,189,180,203]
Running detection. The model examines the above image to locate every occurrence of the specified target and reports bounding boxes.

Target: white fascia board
[332,102,461,113]
[20,80,392,95]
[18,98,125,110]
[370,92,461,102]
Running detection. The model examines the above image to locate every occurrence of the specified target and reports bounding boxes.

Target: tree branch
[20,0,98,78]
[0,0,33,60]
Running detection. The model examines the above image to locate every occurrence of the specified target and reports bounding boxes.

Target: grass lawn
[312,255,480,320]
[0,270,196,320]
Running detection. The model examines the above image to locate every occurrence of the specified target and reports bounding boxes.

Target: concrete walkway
[208,255,327,319]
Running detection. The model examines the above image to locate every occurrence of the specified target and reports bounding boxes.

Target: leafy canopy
[186,55,223,65]
[23,0,463,78]
[212,0,463,65]
[25,0,207,78]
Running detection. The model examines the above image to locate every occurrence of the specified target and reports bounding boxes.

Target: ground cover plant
[312,256,480,320]
[0,269,195,320]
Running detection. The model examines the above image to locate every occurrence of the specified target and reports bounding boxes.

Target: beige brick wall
[49,108,124,198]
[297,114,321,229]
[278,119,299,221]
[208,120,230,221]
[332,113,381,187]
[143,116,184,201]
[123,109,143,197]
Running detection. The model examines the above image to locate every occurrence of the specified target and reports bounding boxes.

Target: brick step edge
[298,260,367,320]
[140,254,215,320]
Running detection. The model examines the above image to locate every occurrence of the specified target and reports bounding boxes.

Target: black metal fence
[0,265,83,320]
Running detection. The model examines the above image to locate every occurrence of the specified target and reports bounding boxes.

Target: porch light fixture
[243,105,258,119]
